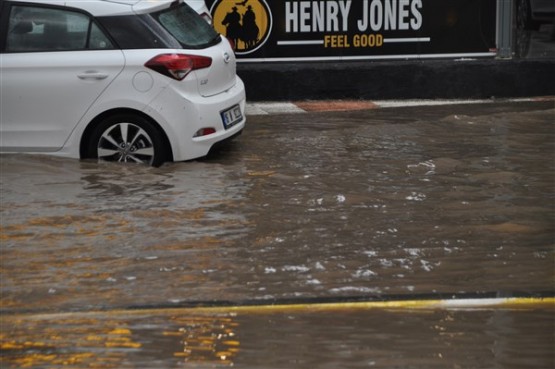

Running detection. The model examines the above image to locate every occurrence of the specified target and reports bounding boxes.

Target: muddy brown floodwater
[1,100,554,368]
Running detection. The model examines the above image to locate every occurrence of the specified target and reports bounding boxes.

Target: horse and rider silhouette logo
[211,0,272,54]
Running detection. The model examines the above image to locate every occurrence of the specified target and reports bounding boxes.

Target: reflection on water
[1,312,240,368]
[170,315,239,365]
[1,306,553,368]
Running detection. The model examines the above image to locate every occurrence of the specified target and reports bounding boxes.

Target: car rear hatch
[192,39,236,97]
[144,0,236,97]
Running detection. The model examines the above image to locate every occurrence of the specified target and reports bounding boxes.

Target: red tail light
[145,54,212,81]
[193,127,217,137]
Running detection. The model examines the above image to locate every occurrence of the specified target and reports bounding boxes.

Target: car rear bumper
[148,76,246,162]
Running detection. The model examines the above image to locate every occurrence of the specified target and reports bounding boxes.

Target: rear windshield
[98,2,220,50]
[151,3,220,48]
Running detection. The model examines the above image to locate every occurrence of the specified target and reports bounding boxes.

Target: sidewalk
[245,96,555,115]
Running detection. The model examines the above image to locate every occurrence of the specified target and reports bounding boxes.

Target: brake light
[193,127,216,137]
[145,54,212,81]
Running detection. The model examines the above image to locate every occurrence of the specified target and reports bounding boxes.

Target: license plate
[220,104,243,129]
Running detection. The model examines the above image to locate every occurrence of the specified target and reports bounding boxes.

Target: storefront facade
[207,0,505,62]
[205,0,554,100]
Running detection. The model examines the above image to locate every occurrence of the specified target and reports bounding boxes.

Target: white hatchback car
[0,0,245,166]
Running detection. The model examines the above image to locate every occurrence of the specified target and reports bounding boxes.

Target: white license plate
[221,104,243,129]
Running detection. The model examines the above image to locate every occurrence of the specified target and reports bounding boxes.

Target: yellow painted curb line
[164,297,555,314]
[9,297,554,320]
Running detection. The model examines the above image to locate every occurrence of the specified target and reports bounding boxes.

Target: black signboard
[207,0,497,61]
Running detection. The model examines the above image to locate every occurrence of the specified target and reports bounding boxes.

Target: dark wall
[238,58,555,101]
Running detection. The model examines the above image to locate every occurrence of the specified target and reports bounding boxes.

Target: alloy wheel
[97,122,155,165]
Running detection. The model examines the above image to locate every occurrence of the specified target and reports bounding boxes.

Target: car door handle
[77,71,109,80]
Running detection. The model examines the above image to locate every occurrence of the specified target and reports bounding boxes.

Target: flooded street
[1,100,554,368]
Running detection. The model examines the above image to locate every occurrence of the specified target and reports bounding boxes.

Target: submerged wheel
[88,114,168,167]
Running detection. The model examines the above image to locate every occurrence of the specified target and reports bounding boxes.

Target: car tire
[516,0,540,30]
[88,113,168,167]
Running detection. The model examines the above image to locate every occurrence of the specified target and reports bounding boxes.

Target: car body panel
[1,50,125,151]
[195,37,237,97]
[69,47,246,161]
[141,75,245,161]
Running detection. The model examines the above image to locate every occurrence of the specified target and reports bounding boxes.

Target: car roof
[10,0,176,16]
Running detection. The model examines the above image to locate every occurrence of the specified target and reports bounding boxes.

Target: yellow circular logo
[211,0,272,55]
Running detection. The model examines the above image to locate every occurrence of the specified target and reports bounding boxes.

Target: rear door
[0,3,124,151]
